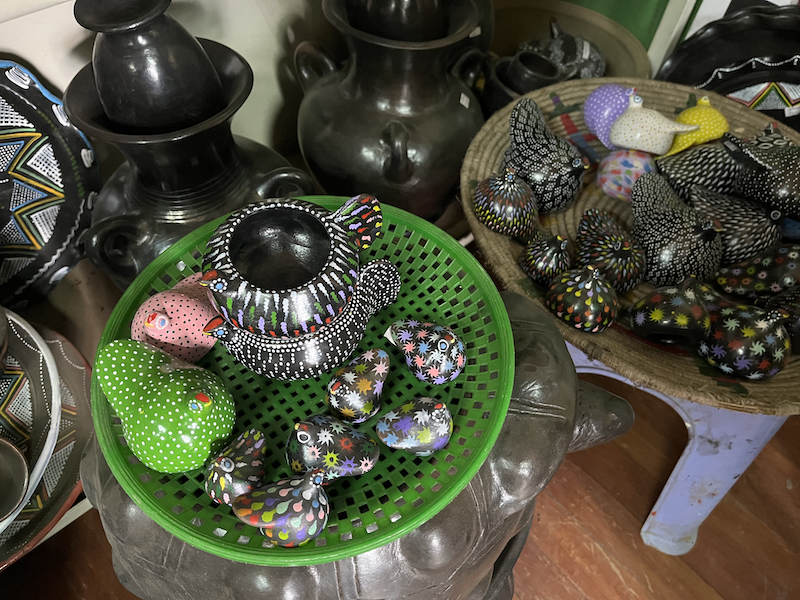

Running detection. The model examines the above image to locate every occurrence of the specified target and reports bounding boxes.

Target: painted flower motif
[317,429,334,446]
[307,445,320,460]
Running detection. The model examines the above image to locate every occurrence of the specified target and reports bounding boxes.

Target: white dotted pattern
[96,340,236,473]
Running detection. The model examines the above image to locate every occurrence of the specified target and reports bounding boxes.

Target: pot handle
[450,47,484,89]
[381,120,414,184]
[83,215,154,287]
[294,41,338,93]
[254,166,316,199]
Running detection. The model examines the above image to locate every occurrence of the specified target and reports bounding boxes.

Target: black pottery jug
[295,0,485,221]
[65,0,315,289]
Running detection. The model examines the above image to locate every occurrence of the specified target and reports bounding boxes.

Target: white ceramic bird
[609,93,697,156]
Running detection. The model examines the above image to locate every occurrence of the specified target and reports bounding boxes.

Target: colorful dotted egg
[597,149,656,201]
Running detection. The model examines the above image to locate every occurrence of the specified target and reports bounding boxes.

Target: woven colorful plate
[90,197,514,566]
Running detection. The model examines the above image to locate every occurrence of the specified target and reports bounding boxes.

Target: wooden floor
[0,374,797,599]
[513,374,800,600]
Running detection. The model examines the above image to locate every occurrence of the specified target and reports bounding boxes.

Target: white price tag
[460,93,470,109]
[785,105,800,118]
[469,26,482,38]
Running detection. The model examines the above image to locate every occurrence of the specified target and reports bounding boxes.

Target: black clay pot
[65,37,315,289]
[295,0,485,221]
[74,0,225,133]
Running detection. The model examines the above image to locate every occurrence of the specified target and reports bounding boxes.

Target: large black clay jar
[64,0,315,289]
[294,0,485,221]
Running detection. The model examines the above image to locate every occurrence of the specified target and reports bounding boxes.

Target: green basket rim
[90,196,514,566]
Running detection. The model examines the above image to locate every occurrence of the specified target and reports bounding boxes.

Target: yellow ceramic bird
[663,96,730,157]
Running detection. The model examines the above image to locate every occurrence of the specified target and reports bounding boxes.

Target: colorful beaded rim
[90,196,514,566]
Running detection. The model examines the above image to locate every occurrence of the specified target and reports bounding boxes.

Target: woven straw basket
[461,77,800,416]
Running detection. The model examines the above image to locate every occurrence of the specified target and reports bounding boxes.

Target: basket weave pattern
[461,77,800,416]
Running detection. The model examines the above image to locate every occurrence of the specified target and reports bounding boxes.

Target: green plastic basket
[91,196,514,566]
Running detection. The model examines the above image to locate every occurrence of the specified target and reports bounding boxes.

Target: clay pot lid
[75,0,170,33]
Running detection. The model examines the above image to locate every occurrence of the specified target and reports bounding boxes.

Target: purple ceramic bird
[583,84,630,150]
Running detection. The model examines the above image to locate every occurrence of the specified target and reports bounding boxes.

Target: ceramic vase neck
[119,120,246,218]
[341,37,454,106]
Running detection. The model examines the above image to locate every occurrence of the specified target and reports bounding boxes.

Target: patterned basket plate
[90,197,514,566]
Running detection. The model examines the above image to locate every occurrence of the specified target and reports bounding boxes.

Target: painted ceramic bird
[663,96,729,157]
[503,98,589,213]
[687,185,780,264]
[375,397,453,456]
[472,167,539,241]
[326,348,390,423]
[723,133,800,219]
[518,234,571,286]
[384,319,466,384]
[130,272,219,363]
[285,414,380,482]
[204,428,268,507]
[630,173,723,286]
[232,469,329,548]
[95,340,236,473]
[609,93,697,156]
[575,209,646,293]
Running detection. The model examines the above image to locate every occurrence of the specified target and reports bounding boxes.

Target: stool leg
[640,396,787,555]
[565,342,789,556]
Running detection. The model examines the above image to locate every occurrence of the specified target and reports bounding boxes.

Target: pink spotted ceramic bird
[131,272,219,363]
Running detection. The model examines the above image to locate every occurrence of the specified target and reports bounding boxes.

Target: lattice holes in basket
[91,197,514,566]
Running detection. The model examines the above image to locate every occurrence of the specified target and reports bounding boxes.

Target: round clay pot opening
[229,207,331,291]
[517,52,559,78]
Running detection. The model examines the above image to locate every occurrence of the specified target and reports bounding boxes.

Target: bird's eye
[156,317,168,329]
[438,339,448,352]
[572,158,582,168]
[219,457,235,473]
[297,431,311,444]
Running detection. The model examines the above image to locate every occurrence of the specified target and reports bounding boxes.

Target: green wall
[565,0,672,48]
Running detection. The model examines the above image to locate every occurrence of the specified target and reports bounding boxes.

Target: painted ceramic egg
[582,83,630,150]
[95,340,236,473]
[630,173,723,286]
[688,185,780,264]
[575,209,645,293]
[285,414,379,482]
[375,397,453,457]
[326,348,389,423]
[204,428,268,507]
[697,305,790,380]
[130,272,218,363]
[664,96,729,157]
[473,167,539,241]
[630,276,712,347]
[597,149,656,201]
[545,265,618,333]
[765,286,800,349]
[715,244,800,300]
[232,469,329,547]
[385,320,466,384]
[518,234,570,286]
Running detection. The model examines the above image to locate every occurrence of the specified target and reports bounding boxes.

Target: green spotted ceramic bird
[95,339,236,473]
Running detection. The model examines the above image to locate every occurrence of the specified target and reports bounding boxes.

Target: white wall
[0,0,337,155]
